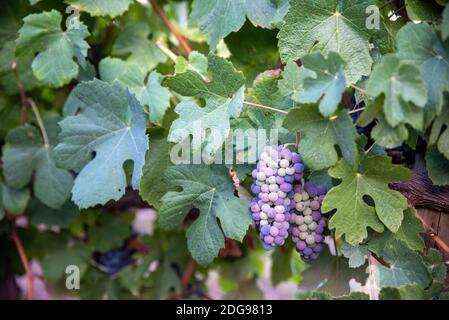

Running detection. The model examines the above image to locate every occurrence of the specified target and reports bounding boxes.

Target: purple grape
[290,180,328,262]
[296,241,306,251]
[303,247,313,256]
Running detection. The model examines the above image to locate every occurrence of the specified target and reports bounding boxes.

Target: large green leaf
[139,128,172,210]
[27,198,78,227]
[341,242,369,268]
[41,242,91,281]
[0,178,30,218]
[166,54,245,160]
[165,53,245,105]
[15,10,90,87]
[375,240,431,288]
[112,22,166,72]
[99,57,171,124]
[357,96,410,149]
[54,79,149,209]
[283,105,358,171]
[159,165,251,266]
[0,39,40,95]
[278,61,313,102]
[298,249,368,296]
[2,117,73,209]
[396,23,449,127]
[366,54,427,130]
[405,0,442,22]
[426,145,449,186]
[369,208,424,254]
[322,155,413,245]
[190,0,285,49]
[148,233,190,299]
[297,52,346,116]
[66,0,133,17]
[380,282,445,300]
[87,216,131,253]
[278,0,377,83]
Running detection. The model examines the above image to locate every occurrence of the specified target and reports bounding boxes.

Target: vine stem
[155,39,178,62]
[181,259,197,295]
[7,215,33,300]
[149,0,192,56]
[11,62,30,126]
[28,98,49,146]
[415,215,449,255]
[329,106,366,121]
[241,101,288,115]
[350,84,367,95]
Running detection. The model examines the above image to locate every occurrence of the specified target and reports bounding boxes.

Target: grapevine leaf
[175,51,208,75]
[139,128,172,210]
[41,242,91,281]
[423,248,447,282]
[366,54,427,129]
[0,178,30,218]
[166,55,245,159]
[27,198,78,227]
[380,282,445,300]
[99,57,171,124]
[248,71,293,110]
[357,96,409,149]
[405,0,442,22]
[369,208,424,254]
[396,23,449,126]
[271,247,294,285]
[322,156,413,245]
[0,40,40,95]
[190,0,285,49]
[88,216,131,253]
[425,145,449,186]
[372,117,409,149]
[443,5,449,41]
[341,242,369,268]
[54,79,149,209]
[15,10,90,87]
[165,53,245,105]
[112,22,166,72]
[191,0,246,49]
[298,52,346,116]
[80,269,131,299]
[429,105,449,159]
[168,88,244,162]
[277,0,377,83]
[65,0,133,18]
[246,0,285,28]
[283,105,358,171]
[278,61,314,102]
[2,117,73,209]
[149,233,190,299]
[159,165,251,266]
[298,249,368,296]
[375,240,431,288]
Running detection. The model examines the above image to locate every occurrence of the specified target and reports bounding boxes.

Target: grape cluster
[249,145,329,262]
[290,182,327,261]
[249,145,304,251]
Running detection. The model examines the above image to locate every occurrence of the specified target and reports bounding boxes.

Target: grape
[94,247,134,274]
[290,180,328,262]
[249,145,303,251]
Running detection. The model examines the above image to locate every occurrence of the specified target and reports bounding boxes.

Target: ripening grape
[249,145,304,251]
[290,181,328,262]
